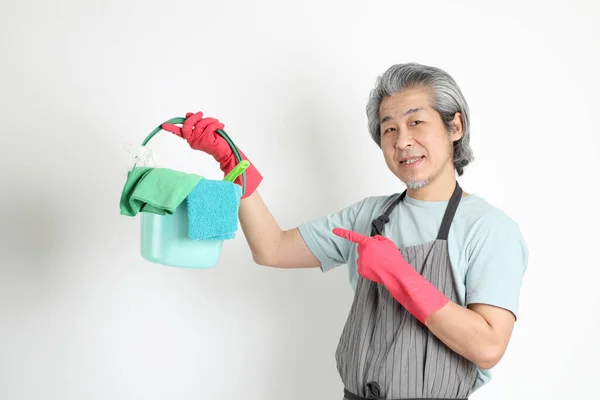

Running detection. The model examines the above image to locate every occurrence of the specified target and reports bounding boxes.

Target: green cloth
[119,167,203,216]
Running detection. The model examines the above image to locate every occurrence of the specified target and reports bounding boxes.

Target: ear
[449,112,464,142]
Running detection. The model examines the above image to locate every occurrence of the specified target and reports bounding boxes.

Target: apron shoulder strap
[436,182,463,240]
[370,190,406,236]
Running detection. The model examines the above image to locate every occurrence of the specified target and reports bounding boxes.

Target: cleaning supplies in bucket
[120,167,202,217]
[119,117,250,268]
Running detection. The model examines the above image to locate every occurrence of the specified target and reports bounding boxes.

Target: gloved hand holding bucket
[162,112,263,199]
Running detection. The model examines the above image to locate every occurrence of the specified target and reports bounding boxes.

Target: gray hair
[366,63,474,176]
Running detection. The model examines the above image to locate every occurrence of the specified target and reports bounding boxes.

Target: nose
[394,127,414,149]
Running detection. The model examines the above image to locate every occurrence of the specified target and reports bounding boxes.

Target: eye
[410,120,422,126]
[383,127,396,134]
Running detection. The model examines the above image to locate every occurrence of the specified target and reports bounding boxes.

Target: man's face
[379,87,463,189]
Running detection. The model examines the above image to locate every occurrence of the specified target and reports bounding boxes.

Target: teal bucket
[135,117,248,269]
[140,200,224,268]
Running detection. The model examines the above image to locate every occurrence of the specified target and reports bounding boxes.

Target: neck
[406,167,458,201]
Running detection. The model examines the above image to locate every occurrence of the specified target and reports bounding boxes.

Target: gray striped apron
[337,182,477,400]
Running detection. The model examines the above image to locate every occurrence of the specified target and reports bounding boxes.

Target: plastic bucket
[140,200,225,268]
[134,117,247,269]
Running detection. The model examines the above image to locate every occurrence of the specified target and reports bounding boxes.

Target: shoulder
[457,194,523,235]
[457,194,509,220]
[467,195,522,228]
[357,193,401,215]
[458,194,528,267]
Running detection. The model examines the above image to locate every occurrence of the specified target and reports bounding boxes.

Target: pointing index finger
[332,228,369,243]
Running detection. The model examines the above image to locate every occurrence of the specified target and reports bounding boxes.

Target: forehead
[379,87,432,119]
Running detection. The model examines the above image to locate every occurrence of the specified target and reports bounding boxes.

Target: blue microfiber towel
[186,179,242,240]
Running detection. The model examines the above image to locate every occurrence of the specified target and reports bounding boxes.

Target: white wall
[1,0,599,399]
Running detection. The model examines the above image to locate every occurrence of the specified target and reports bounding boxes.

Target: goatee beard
[405,179,430,189]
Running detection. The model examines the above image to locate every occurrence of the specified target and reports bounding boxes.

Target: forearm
[238,191,283,264]
[425,302,508,370]
[380,267,510,370]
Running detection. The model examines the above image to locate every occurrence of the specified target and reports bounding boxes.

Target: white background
[1,0,599,399]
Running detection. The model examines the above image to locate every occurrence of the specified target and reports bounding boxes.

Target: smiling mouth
[399,156,424,164]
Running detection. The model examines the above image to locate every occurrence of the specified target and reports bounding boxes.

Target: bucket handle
[137,117,247,197]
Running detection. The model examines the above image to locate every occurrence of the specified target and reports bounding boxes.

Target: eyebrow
[380,107,425,124]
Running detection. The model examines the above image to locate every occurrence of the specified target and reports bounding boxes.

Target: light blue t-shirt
[297,191,529,391]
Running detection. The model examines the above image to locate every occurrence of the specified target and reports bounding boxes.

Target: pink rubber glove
[332,228,449,325]
[162,112,263,199]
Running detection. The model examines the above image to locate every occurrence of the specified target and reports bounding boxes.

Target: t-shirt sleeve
[465,211,529,319]
[297,198,369,273]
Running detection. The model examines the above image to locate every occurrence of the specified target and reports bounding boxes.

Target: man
[162,62,528,399]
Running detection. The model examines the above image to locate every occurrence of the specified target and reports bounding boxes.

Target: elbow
[252,233,285,267]
[473,345,505,370]
[252,254,270,267]
[252,252,277,267]
[475,358,499,370]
